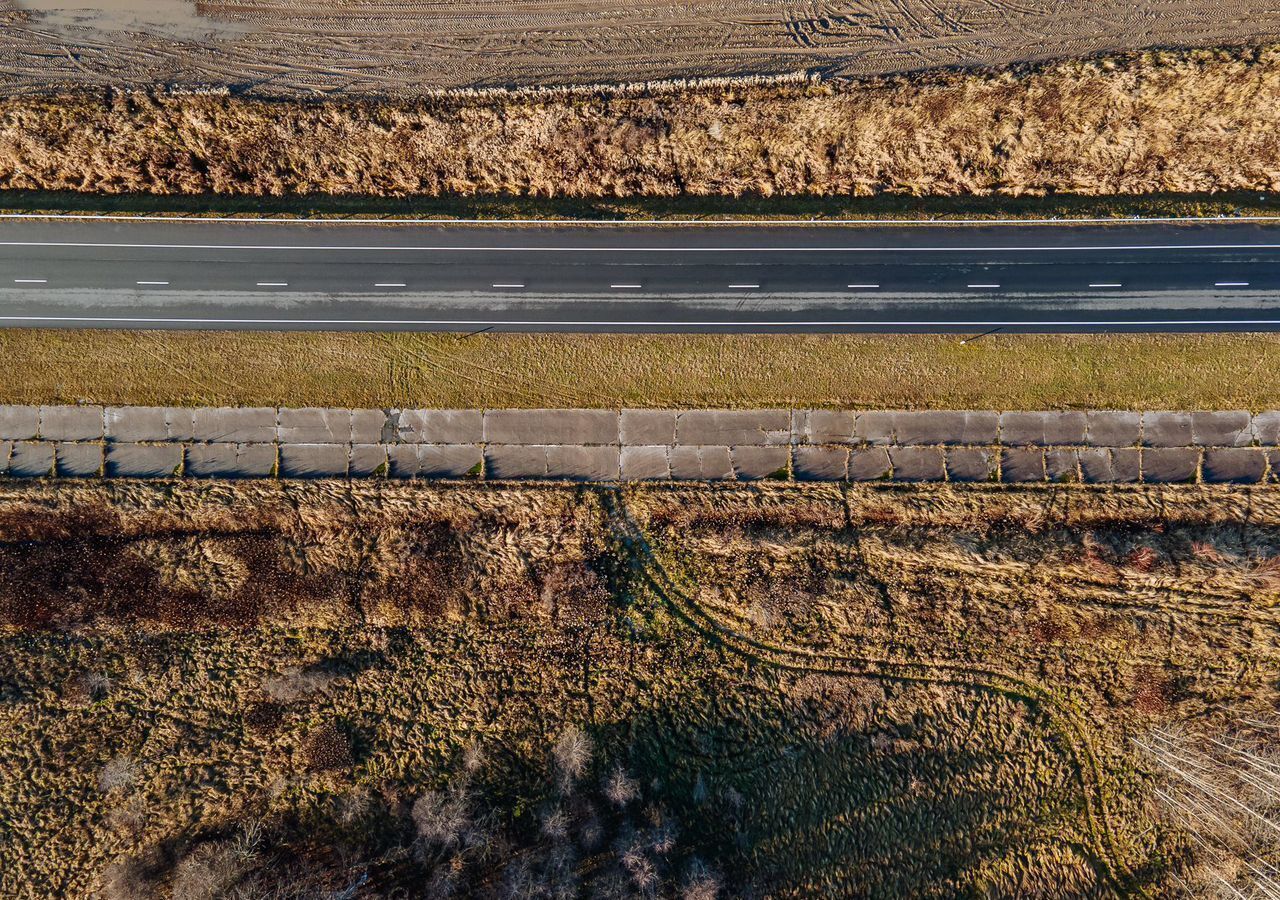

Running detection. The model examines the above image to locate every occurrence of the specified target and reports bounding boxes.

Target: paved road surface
[1,217,1278,332]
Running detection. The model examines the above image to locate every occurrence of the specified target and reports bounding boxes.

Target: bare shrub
[106,794,148,836]
[552,726,593,786]
[413,789,472,850]
[98,755,136,794]
[171,843,242,900]
[334,789,372,827]
[96,857,152,900]
[540,806,570,841]
[64,671,111,704]
[681,861,723,900]
[460,741,486,775]
[604,766,638,807]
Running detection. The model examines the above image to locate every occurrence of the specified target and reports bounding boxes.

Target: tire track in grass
[600,487,1148,898]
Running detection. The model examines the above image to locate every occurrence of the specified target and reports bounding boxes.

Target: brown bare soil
[1,0,1279,96]
[2,480,1278,896]
[2,44,1279,199]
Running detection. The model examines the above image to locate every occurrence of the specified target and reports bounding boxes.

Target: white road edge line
[375,282,407,287]
[3,315,1280,327]
[256,282,288,286]
[1089,283,1124,287]
[728,283,760,288]
[967,283,1001,288]
[3,212,1280,227]
[136,281,169,285]
[847,283,880,288]
[610,284,643,289]
[4,241,1280,252]
[1215,281,1251,286]
[492,283,525,288]
[13,279,46,283]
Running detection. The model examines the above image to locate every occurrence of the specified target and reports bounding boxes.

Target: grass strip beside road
[0,190,1277,222]
[4,330,1280,410]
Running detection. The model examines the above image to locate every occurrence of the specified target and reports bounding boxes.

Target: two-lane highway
[1,216,1278,331]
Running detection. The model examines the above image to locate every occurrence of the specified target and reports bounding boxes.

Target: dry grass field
[5,329,1280,411]
[3,44,1280,199]
[1,0,1278,96]
[2,480,1279,897]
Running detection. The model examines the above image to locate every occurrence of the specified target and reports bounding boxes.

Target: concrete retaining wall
[1,405,1278,483]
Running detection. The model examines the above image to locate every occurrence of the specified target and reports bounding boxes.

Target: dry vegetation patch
[2,481,1279,896]
[3,45,1280,199]
[8,329,1280,411]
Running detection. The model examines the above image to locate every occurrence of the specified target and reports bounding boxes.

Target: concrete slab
[1253,411,1280,446]
[793,446,848,480]
[192,407,277,444]
[0,441,9,473]
[106,406,196,442]
[1000,449,1045,482]
[894,411,998,445]
[40,405,103,441]
[1190,411,1252,447]
[854,411,896,445]
[1045,449,1080,483]
[620,446,670,480]
[1078,449,1115,483]
[351,410,389,444]
[106,444,183,478]
[1111,449,1142,483]
[889,447,945,481]
[1000,411,1086,446]
[279,444,349,478]
[396,409,484,444]
[792,410,855,445]
[702,446,736,480]
[7,442,53,477]
[1142,412,1193,448]
[484,445,548,479]
[279,408,350,444]
[1202,448,1268,483]
[547,445,620,481]
[848,448,892,480]
[675,410,790,446]
[186,443,276,478]
[732,446,790,480]
[55,442,102,477]
[486,409,618,445]
[349,444,388,477]
[620,410,677,445]
[1085,411,1141,447]
[0,406,38,440]
[946,448,995,482]
[388,444,482,478]
[1142,448,1200,483]
[669,446,735,480]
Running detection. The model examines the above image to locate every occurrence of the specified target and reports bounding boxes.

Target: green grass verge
[1,189,1277,221]
[4,329,1280,409]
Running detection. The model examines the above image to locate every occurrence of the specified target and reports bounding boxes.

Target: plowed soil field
[2,0,1280,95]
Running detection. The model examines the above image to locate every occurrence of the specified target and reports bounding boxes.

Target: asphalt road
[1,217,1279,332]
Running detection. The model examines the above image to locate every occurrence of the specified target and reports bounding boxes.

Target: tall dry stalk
[1137,723,1280,899]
